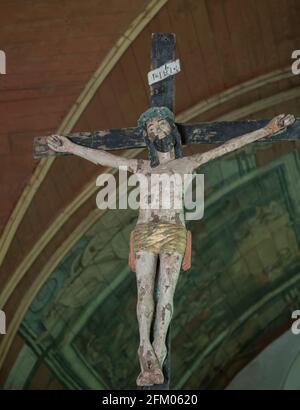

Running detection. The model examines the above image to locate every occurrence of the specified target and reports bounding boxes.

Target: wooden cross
[33,33,299,389]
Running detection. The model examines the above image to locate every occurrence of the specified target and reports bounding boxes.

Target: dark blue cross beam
[33,118,300,157]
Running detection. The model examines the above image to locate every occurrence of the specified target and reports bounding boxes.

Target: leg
[152,251,182,368]
[135,251,163,386]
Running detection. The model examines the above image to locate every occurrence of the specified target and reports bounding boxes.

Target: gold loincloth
[131,222,187,255]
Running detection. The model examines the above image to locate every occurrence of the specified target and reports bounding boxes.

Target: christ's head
[138,106,183,167]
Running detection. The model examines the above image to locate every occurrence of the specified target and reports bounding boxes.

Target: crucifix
[33,33,298,389]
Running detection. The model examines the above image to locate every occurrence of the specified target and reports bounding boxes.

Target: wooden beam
[178,118,300,144]
[33,128,140,158]
[150,33,176,111]
[33,119,300,158]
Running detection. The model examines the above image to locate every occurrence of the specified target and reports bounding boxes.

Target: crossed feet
[136,342,167,386]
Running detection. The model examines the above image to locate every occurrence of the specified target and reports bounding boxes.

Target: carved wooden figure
[34,33,297,388]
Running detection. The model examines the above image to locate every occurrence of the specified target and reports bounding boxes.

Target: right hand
[264,114,295,135]
[46,135,73,153]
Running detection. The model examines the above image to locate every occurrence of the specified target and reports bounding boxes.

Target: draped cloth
[128,222,192,272]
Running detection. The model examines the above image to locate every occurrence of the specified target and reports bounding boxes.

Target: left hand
[264,114,295,135]
[46,135,73,153]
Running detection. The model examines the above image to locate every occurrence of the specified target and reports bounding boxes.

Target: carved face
[146,117,173,153]
[146,117,171,139]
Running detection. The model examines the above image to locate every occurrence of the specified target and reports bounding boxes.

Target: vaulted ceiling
[1,0,300,389]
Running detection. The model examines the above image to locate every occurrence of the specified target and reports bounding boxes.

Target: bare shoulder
[171,156,198,174]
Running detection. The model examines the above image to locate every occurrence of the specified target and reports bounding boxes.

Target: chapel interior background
[1,0,300,389]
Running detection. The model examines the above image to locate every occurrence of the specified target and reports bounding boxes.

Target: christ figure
[47,108,295,386]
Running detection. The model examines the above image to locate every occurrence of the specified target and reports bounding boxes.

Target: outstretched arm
[188,114,295,170]
[46,135,145,173]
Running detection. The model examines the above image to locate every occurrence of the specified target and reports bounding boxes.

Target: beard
[153,133,174,153]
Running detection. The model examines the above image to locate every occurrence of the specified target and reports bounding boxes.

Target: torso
[133,157,195,227]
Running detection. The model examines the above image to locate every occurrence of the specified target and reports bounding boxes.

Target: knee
[137,304,154,318]
[137,284,154,301]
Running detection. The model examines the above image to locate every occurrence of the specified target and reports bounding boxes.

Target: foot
[136,367,164,386]
[137,345,164,386]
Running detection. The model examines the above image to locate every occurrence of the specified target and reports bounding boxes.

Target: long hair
[170,121,183,160]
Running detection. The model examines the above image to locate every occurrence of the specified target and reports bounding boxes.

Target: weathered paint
[33,118,300,158]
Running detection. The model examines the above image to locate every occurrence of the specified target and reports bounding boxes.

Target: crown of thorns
[137,106,175,129]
